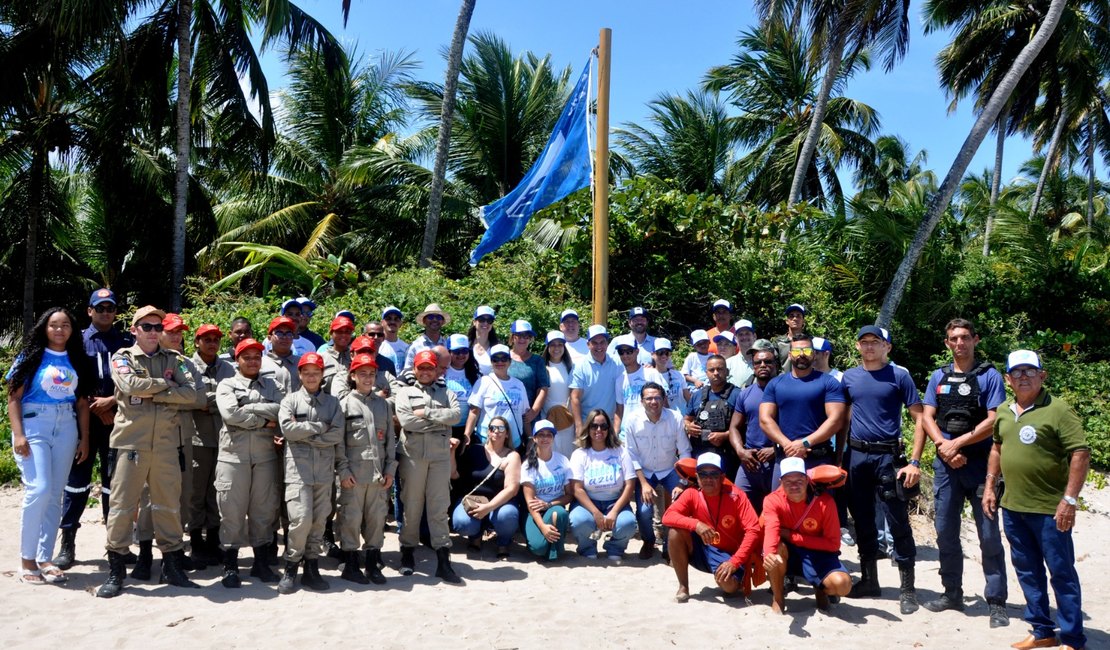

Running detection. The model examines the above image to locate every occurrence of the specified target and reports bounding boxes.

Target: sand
[0,482,1106,649]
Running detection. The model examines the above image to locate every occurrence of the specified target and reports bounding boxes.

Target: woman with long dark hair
[6,307,92,584]
[467,305,499,375]
[542,331,576,459]
[567,409,637,562]
[521,419,572,560]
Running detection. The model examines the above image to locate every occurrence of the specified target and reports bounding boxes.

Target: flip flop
[19,568,45,585]
[38,564,67,584]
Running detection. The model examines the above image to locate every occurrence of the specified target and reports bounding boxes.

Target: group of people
[5,292,1091,649]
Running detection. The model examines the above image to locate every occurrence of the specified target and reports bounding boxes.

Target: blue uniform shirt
[761,370,845,441]
[923,364,1006,454]
[83,324,133,397]
[842,363,920,442]
[737,381,771,448]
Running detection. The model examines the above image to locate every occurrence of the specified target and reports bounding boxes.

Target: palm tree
[614,91,740,197]
[877,0,1070,328]
[704,23,879,212]
[420,0,476,268]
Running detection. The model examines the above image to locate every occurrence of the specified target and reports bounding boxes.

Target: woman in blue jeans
[451,416,521,559]
[6,307,92,585]
[569,409,637,561]
[521,419,573,560]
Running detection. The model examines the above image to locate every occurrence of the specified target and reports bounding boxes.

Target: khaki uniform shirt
[261,350,300,397]
[337,390,397,484]
[321,346,352,396]
[109,344,198,450]
[191,353,236,447]
[215,372,284,465]
[280,387,344,485]
[394,382,460,437]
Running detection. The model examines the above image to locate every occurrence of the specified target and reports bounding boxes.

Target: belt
[849,438,901,454]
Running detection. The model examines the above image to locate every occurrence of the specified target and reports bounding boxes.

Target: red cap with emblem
[195,324,223,339]
[330,316,355,332]
[352,335,377,353]
[162,313,189,332]
[298,352,324,369]
[268,316,296,334]
[234,338,264,357]
[350,353,378,372]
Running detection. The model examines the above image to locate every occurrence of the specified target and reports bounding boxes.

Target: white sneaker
[840,527,856,546]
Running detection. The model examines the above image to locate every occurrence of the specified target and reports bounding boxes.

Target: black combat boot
[923,588,965,612]
[96,551,128,598]
[848,557,881,598]
[131,540,154,580]
[301,558,330,591]
[159,550,201,589]
[434,546,461,584]
[323,520,342,560]
[54,528,77,570]
[204,527,222,564]
[365,549,386,585]
[898,563,919,614]
[250,545,279,583]
[340,551,369,585]
[277,560,299,594]
[220,547,241,588]
[188,530,209,570]
[400,546,415,576]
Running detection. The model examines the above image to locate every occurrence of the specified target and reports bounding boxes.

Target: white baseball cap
[654,338,672,352]
[780,457,807,477]
[691,329,709,345]
[1007,350,1041,372]
[695,452,723,471]
[545,330,565,345]
[587,324,610,341]
[734,319,754,331]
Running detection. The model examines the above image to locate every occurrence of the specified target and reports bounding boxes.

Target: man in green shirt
[984,350,1089,650]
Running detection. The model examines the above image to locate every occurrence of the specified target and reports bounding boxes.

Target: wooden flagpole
[592,28,612,327]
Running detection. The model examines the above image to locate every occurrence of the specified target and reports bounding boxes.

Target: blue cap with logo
[628,306,647,319]
[89,288,116,306]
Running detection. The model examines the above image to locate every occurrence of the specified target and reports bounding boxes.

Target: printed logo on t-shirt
[40,365,76,399]
[583,459,621,489]
[801,517,819,533]
[1019,425,1037,445]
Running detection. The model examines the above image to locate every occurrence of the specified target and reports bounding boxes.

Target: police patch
[957,383,972,396]
[937,385,951,394]
[113,358,132,374]
[1019,425,1037,444]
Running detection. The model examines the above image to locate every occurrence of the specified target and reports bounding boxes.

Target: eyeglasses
[589,422,610,430]
[1009,367,1041,378]
[697,470,723,479]
[488,424,508,432]
[93,304,117,313]
[366,332,385,338]
[752,359,776,366]
[272,330,294,339]
[491,355,510,363]
[789,347,814,357]
[137,323,164,332]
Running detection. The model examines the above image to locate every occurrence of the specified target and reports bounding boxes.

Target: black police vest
[697,384,736,432]
[934,361,993,435]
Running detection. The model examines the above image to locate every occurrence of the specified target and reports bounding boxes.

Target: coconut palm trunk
[420,0,476,268]
[171,0,192,311]
[22,147,46,335]
[877,0,1068,329]
[1087,114,1096,227]
[983,106,1008,256]
[1028,108,1068,221]
[788,28,845,206]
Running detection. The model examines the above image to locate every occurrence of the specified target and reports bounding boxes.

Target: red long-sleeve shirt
[663,485,762,568]
[761,487,840,557]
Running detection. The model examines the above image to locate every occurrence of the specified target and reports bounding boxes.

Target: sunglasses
[655,350,671,356]
[451,348,470,355]
[366,332,385,338]
[697,470,723,479]
[475,317,494,324]
[589,422,610,430]
[617,348,636,355]
[491,355,510,363]
[752,359,776,366]
[137,323,165,332]
[1009,367,1041,378]
[489,424,508,432]
[789,347,814,357]
[93,304,117,313]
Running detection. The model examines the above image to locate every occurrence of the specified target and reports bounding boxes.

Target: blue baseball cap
[812,336,832,352]
[296,296,317,310]
[856,325,885,341]
[511,319,535,336]
[628,306,647,319]
[381,306,402,319]
[474,305,496,319]
[785,303,806,316]
[89,288,117,306]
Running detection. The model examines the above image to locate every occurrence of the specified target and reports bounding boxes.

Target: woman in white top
[521,419,573,560]
[567,409,637,561]
[464,344,528,449]
[541,331,576,458]
[467,305,498,375]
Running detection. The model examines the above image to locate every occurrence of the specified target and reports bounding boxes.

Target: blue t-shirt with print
[7,349,79,405]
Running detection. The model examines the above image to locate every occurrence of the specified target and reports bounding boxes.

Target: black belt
[849,438,901,454]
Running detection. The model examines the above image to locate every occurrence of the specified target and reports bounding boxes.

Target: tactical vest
[696,384,736,432]
[934,361,993,435]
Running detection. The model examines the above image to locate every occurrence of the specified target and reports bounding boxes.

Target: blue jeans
[636,471,681,547]
[15,403,79,563]
[932,455,1007,602]
[1003,509,1085,648]
[451,501,520,548]
[847,449,915,565]
[569,497,636,558]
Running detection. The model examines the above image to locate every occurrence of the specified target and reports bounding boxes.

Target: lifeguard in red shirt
[762,456,851,613]
[662,452,761,603]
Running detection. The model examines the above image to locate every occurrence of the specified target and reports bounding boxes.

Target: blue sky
[260,0,1043,190]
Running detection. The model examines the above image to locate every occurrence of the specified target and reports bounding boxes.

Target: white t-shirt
[570,446,635,502]
[378,339,408,370]
[472,346,492,376]
[727,355,753,388]
[444,366,474,428]
[681,352,709,383]
[468,374,529,448]
[563,337,589,364]
[615,366,665,432]
[521,452,572,502]
[543,361,571,412]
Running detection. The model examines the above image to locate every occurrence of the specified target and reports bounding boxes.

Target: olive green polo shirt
[993,389,1087,515]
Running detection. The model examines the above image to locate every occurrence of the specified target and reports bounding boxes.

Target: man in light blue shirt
[569,325,623,433]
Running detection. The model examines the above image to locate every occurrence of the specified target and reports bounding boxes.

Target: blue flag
[470,60,593,265]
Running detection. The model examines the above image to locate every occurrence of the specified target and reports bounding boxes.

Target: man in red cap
[261,316,301,396]
[213,338,285,588]
[188,324,235,567]
[277,352,344,594]
[395,349,462,583]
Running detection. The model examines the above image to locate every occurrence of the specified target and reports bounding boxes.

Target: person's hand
[264,420,277,429]
[897,463,921,488]
[640,482,657,504]
[756,447,776,464]
[694,521,717,546]
[13,432,30,457]
[523,407,540,421]
[982,485,997,521]
[782,439,807,458]
[593,511,607,531]
[738,448,759,471]
[707,430,729,446]
[714,560,738,583]
[935,438,961,462]
[96,410,115,426]
[273,435,284,448]
[448,438,461,450]
[164,369,176,381]
[90,396,115,415]
[340,476,356,489]
[602,509,618,532]
[671,485,685,500]
[528,497,549,513]
[75,436,89,464]
[468,502,492,520]
[763,553,784,573]
[685,421,703,440]
[1055,498,1077,532]
[380,474,394,490]
[947,452,967,469]
[542,523,561,543]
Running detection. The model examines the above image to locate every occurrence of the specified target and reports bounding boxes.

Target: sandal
[496,548,510,561]
[38,563,67,584]
[19,568,45,585]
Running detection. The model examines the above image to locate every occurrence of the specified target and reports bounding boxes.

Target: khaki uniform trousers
[284,482,332,562]
[338,481,389,551]
[137,443,192,540]
[106,448,184,554]
[215,459,279,549]
[398,432,452,550]
[190,446,219,531]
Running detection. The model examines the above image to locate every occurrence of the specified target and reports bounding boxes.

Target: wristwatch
[802,439,811,449]
[909,459,921,468]
[1063,495,1078,506]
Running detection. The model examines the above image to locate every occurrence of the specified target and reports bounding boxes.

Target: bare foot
[675,586,690,603]
[771,599,786,615]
